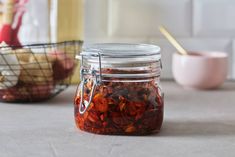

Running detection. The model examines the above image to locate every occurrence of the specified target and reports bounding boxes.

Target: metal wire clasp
[78,52,102,115]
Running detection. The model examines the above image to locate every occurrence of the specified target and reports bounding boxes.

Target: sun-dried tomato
[93,93,109,113]
[74,69,164,135]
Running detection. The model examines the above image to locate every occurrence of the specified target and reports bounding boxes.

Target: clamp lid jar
[74,43,164,135]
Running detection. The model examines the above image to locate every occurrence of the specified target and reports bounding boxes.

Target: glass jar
[74,43,164,135]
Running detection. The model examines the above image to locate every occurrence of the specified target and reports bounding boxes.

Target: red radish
[0,0,28,47]
[0,82,54,102]
[49,50,75,81]
[0,24,12,45]
[30,83,54,100]
[0,0,14,45]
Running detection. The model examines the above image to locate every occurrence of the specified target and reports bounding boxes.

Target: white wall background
[19,0,50,44]
[84,0,235,80]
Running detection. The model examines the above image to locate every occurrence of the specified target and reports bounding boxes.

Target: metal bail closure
[79,52,102,115]
[79,78,97,114]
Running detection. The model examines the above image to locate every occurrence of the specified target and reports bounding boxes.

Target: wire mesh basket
[0,40,83,102]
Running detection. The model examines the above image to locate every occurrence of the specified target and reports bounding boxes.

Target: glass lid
[79,43,161,64]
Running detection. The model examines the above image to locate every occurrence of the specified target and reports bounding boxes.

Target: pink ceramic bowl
[172,51,228,89]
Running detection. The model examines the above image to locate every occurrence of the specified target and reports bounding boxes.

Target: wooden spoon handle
[159,25,188,55]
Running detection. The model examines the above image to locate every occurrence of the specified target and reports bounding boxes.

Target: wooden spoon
[159,25,188,55]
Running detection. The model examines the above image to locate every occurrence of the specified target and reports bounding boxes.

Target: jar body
[74,73,164,135]
[74,43,163,135]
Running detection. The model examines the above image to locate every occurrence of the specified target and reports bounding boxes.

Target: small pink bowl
[172,51,228,89]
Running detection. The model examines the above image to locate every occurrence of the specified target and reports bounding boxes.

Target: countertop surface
[1,81,235,157]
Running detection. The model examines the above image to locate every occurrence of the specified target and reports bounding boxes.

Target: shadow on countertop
[157,119,235,137]
[218,82,235,91]
[45,87,77,106]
